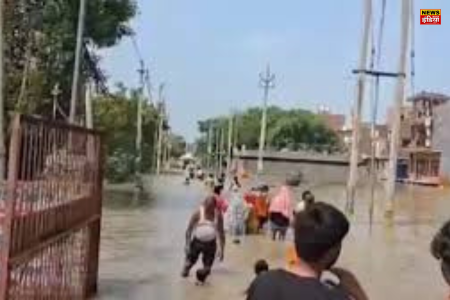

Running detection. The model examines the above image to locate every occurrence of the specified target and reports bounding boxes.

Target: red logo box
[421,9,441,25]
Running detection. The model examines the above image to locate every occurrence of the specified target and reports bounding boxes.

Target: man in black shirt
[247,202,368,300]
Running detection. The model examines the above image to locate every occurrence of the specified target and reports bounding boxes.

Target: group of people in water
[181,169,450,299]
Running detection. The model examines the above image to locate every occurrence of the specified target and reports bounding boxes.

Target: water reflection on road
[97,176,450,300]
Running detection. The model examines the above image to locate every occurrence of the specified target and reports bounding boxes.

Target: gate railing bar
[85,137,104,297]
[10,196,99,256]
[22,115,101,135]
[0,115,23,299]
[0,114,104,299]
[9,214,100,268]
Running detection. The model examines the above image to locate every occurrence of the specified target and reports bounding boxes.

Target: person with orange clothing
[245,185,270,233]
[286,243,300,271]
[286,191,316,270]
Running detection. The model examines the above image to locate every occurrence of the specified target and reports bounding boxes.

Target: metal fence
[0,115,104,299]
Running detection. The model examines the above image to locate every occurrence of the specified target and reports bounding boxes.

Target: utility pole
[144,69,153,105]
[215,126,220,176]
[233,113,240,177]
[165,132,172,171]
[257,65,275,174]
[385,0,411,217]
[165,130,172,170]
[156,83,165,175]
[234,113,240,154]
[368,0,387,229]
[346,0,373,214]
[368,79,380,228]
[206,124,213,171]
[226,112,234,178]
[0,0,5,179]
[218,125,225,176]
[85,81,94,129]
[69,0,87,124]
[152,125,158,173]
[135,60,145,189]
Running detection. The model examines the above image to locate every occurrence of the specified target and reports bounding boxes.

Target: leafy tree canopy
[4,0,137,117]
[196,106,340,154]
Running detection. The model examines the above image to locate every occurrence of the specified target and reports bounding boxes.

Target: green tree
[169,134,187,158]
[4,0,137,118]
[93,87,158,182]
[196,106,340,155]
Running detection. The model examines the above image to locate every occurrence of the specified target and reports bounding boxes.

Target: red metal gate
[0,115,104,299]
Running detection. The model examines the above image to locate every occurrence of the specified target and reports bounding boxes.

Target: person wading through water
[247,202,369,300]
[182,196,226,284]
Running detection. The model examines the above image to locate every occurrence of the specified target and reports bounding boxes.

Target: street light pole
[69,0,87,124]
[257,65,275,175]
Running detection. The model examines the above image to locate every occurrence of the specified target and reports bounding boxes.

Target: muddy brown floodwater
[96,176,450,300]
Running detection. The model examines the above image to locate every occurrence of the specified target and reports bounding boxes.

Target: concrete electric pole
[135,60,145,187]
[226,112,234,177]
[257,65,275,175]
[385,0,412,217]
[346,0,373,214]
[206,124,213,171]
[85,81,94,129]
[156,83,165,175]
[69,0,87,124]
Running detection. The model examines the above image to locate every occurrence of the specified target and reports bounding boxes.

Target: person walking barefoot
[182,196,226,284]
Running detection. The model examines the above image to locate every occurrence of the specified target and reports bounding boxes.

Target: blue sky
[101,0,450,142]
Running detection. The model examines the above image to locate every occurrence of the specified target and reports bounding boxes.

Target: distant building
[317,109,346,132]
[390,91,450,185]
[338,123,388,157]
[408,91,450,148]
[387,105,414,148]
[433,101,450,183]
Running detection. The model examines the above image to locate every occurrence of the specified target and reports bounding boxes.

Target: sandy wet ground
[97,175,450,299]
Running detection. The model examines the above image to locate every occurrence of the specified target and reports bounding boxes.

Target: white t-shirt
[295,201,306,213]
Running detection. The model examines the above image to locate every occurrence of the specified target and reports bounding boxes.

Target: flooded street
[97,176,450,299]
